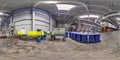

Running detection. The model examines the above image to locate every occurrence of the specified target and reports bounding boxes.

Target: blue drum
[89,34,95,43]
[36,36,41,43]
[95,33,100,42]
[81,33,88,43]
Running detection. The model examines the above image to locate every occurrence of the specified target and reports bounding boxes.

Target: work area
[0,0,120,60]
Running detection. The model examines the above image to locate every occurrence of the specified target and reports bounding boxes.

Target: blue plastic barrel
[95,33,100,42]
[74,33,78,41]
[65,32,69,38]
[36,36,41,43]
[81,34,88,43]
[69,32,71,38]
[89,34,95,43]
[72,33,75,40]
[76,33,81,42]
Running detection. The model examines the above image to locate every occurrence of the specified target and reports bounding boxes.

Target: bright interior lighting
[44,1,58,3]
[0,12,3,15]
[79,15,99,18]
[56,4,76,10]
[116,17,120,21]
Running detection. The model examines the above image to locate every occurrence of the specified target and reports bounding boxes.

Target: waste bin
[72,33,75,40]
[81,33,88,43]
[89,34,95,43]
[95,33,100,42]
[76,33,82,42]
[75,33,78,41]
[65,32,69,38]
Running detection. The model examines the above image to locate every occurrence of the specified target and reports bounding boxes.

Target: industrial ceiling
[0,0,120,27]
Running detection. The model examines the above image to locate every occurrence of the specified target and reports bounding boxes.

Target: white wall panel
[15,20,31,26]
[35,20,49,26]
[35,13,49,23]
[35,25,49,32]
[11,9,55,32]
[14,20,31,30]
[35,11,51,31]
[13,11,31,21]
[15,25,31,31]
[35,12,49,18]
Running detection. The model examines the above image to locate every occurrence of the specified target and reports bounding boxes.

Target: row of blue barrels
[69,32,100,43]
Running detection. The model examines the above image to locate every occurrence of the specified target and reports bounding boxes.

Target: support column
[49,14,51,32]
[32,8,35,31]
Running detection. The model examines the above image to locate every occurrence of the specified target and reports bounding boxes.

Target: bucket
[36,36,41,43]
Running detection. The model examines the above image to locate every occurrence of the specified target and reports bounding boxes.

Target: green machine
[50,28,66,41]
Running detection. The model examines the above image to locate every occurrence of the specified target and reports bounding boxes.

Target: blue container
[74,33,78,41]
[36,36,41,43]
[71,33,73,39]
[70,33,72,38]
[95,33,100,42]
[72,33,75,40]
[89,34,95,43]
[81,34,88,43]
[65,32,69,38]
[76,33,81,42]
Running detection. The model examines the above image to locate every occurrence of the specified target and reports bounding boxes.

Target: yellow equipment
[26,31,42,36]
[16,30,42,37]
[10,28,14,31]
[17,30,22,36]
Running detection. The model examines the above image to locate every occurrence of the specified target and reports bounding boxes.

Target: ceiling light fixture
[44,1,59,4]
[79,15,99,19]
[56,4,76,10]
[0,12,9,16]
[0,12,3,15]
[116,17,120,21]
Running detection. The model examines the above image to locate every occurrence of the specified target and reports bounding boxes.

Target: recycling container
[76,33,82,42]
[89,34,95,43]
[81,33,88,43]
[95,33,100,42]
[72,33,75,40]
[65,32,69,38]
[74,33,78,41]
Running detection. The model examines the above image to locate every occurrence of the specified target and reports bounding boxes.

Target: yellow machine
[17,30,42,37]
[26,31,42,36]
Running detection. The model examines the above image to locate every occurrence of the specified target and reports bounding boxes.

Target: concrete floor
[0,31,120,60]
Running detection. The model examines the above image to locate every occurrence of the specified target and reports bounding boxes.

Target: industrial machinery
[16,29,44,40]
[50,28,66,41]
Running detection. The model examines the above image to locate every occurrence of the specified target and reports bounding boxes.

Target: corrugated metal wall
[13,10,32,30]
[10,8,55,32]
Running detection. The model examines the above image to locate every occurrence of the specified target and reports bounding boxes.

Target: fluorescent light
[116,17,120,21]
[79,15,99,18]
[0,12,3,15]
[0,12,9,16]
[56,4,76,10]
[44,1,58,4]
